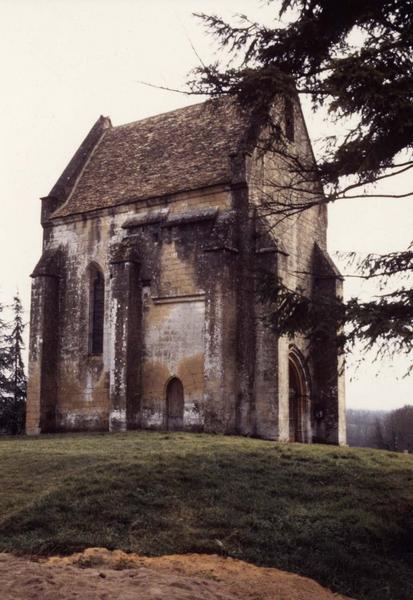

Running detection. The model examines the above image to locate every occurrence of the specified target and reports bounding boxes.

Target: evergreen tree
[192,1,412,198]
[0,294,26,434]
[191,1,413,365]
[0,298,10,404]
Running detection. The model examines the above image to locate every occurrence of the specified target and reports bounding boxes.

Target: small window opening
[284,97,295,142]
[90,268,104,354]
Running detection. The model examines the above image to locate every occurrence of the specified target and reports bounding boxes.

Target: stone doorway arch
[166,377,184,431]
[288,349,310,443]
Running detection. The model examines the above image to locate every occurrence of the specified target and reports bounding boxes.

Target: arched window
[284,97,295,142]
[89,266,104,354]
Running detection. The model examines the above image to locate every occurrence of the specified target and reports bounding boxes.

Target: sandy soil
[0,547,354,600]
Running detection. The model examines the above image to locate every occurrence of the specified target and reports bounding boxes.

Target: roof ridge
[111,97,231,130]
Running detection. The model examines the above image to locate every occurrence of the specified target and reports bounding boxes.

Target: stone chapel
[26,97,346,444]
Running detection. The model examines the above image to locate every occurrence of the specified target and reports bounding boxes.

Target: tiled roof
[53,99,252,218]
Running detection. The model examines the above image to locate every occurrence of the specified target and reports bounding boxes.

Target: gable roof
[51,99,253,218]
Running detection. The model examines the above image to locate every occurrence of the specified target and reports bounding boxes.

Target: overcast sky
[0,0,412,410]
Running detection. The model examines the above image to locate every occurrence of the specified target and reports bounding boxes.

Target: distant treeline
[347,406,413,452]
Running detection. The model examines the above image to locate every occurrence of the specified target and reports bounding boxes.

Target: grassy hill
[0,432,412,600]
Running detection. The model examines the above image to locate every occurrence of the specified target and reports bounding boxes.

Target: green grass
[1,432,413,600]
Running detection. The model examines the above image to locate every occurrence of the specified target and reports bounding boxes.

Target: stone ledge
[152,293,205,305]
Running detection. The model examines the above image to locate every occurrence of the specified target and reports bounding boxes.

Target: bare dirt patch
[0,547,353,599]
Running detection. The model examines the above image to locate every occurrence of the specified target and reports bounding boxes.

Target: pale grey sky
[0,0,412,410]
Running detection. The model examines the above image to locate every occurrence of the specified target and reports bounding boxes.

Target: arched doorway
[288,351,310,442]
[166,377,184,431]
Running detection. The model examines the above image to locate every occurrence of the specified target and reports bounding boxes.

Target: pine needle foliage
[192,1,413,366]
[0,293,26,434]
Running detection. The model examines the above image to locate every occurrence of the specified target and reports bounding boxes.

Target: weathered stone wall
[28,186,246,434]
[246,96,345,444]
[142,299,205,429]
